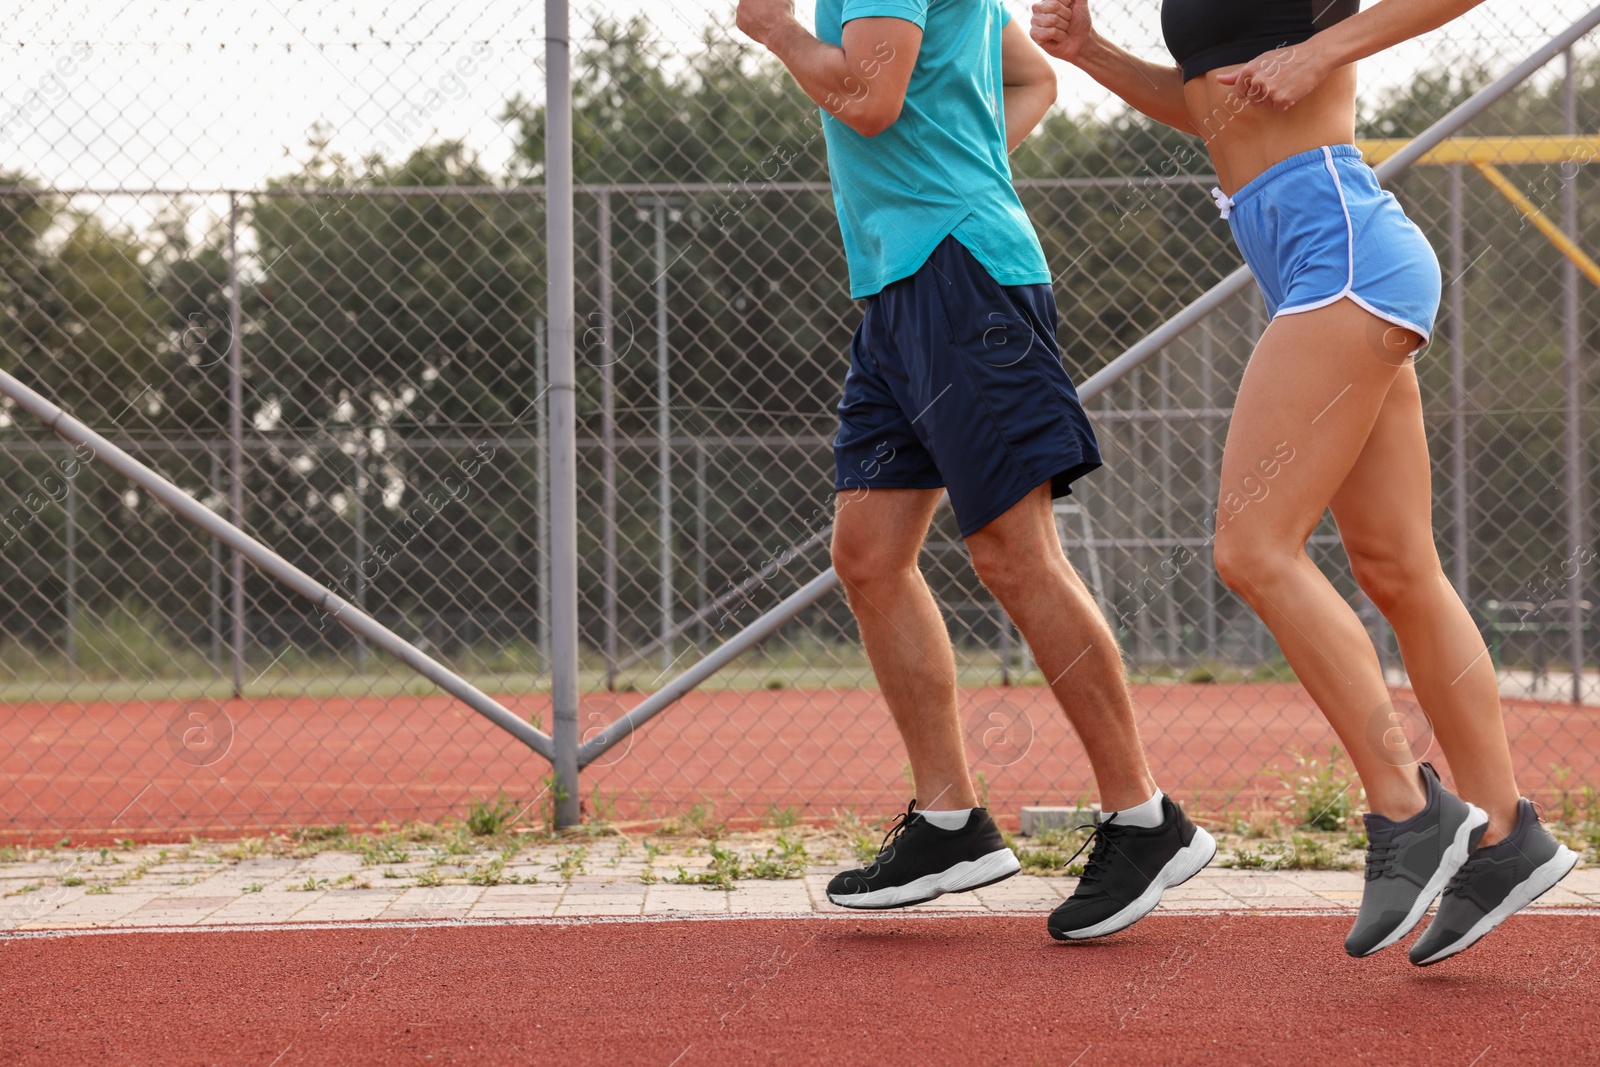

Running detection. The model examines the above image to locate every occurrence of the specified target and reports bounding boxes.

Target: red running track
[3,684,1597,842]
[2,915,1598,1065]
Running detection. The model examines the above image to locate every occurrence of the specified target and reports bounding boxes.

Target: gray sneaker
[1344,763,1487,958]
[1409,798,1579,967]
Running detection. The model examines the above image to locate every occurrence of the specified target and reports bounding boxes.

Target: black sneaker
[1047,796,1216,941]
[826,801,1021,909]
[1408,798,1579,966]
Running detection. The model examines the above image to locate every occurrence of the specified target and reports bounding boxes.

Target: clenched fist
[1030,0,1093,63]
[736,0,797,47]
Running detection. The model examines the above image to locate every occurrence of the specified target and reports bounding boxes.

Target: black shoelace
[1063,813,1123,885]
[1364,840,1399,881]
[873,799,919,861]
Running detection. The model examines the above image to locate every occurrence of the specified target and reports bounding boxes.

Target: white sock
[918,807,974,830]
[1108,790,1165,829]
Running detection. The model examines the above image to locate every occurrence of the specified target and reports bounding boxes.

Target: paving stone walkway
[2,839,1595,932]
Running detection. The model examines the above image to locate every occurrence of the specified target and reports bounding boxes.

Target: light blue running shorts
[1215,144,1442,346]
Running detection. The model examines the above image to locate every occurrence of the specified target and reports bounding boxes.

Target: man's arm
[1030,0,1197,136]
[736,0,923,138]
[1218,0,1489,110]
[1001,19,1058,152]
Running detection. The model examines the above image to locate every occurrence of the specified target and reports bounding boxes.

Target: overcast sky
[1,0,1592,198]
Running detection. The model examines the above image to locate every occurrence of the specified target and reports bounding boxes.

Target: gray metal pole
[1200,326,1218,659]
[63,472,76,681]
[227,194,246,698]
[352,440,368,673]
[695,439,708,651]
[1449,165,1470,602]
[655,201,673,674]
[1158,353,1179,659]
[0,367,556,759]
[210,445,223,672]
[546,0,583,828]
[1562,50,1585,704]
[599,192,619,689]
[535,317,551,673]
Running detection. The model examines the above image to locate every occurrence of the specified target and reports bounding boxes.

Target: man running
[735,0,1215,939]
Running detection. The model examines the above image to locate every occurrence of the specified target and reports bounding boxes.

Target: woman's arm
[1002,18,1059,151]
[1030,0,1198,135]
[1218,0,1489,110]
[737,0,923,138]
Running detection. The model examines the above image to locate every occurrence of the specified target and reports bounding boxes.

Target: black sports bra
[1162,0,1360,83]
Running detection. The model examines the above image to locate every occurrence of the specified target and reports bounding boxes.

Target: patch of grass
[682,802,725,840]
[243,883,264,893]
[220,837,273,862]
[414,868,445,888]
[467,859,505,887]
[86,884,111,895]
[1007,827,1090,876]
[743,835,807,880]
[62,875,84,887]
[0,845,17,863]
[672,844,743,890]
[763,805,800,830]
[1231,808,1285,840]
[291,876,331,892]
[553,847,588,883]
[1224,834,1356,871]
[465,794,519,837]
[1278,747,1362,831]
[356,835,410,867]
[294,825,349,845]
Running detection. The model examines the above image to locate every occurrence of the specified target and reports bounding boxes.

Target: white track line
[6,908,1600,941]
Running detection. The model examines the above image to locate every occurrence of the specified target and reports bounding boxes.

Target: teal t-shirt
[815,0,1050,298]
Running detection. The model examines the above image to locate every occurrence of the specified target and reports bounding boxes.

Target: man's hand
[1215,43,1333,111]
[736,0,799,48]
[1030,0,1093,64]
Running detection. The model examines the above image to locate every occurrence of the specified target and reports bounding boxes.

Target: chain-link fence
[1,1,1597,841]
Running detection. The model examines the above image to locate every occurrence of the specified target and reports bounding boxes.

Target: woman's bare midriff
[1184,64,1359,196]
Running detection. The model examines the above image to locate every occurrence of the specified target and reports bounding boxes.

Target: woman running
[1030,0,1577,964]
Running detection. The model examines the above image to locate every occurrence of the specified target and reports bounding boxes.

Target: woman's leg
[1211,299,1428,822]
[1329,364,1520,843]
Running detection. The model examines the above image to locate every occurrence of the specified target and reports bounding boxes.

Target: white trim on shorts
[1272,146,1433,345]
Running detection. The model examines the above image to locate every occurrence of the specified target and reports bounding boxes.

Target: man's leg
[966,482,1215,940]
[965,483,1154,812]
[825,486,1021,909]
[831,487,977,811]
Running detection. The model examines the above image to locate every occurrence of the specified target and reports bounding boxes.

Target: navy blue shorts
[833,236,1102,537]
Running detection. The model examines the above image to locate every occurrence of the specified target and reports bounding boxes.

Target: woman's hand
[1215,41,1334,111]
[1030,0,1093,64]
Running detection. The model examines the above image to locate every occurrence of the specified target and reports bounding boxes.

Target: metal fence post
[547,0,583,828]
[210,444,223,672]
[1449,165,1470,604]
[352,440,368,673]
[535,317,551,674]
[695,438,708,651]
[63,467,76,681]
[598,191,619,689]
[1200,326,1218,659]
[226,192,246,698]
[1562,49,1586,704]
[653,200,674,674]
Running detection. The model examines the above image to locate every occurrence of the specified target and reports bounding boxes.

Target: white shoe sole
[827,847,1021,909]
[1353,802,1489,958]
[1411,844,1580,966]
[1052,826,1218,940]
